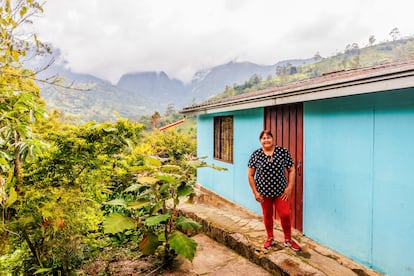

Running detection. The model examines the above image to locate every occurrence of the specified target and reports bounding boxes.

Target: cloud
[33,0,413,84]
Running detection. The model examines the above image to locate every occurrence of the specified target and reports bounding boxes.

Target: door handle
[297,161,302,177]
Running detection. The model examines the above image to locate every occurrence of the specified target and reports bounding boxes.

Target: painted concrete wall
[196,88,414,275]
[196,108,264,214]
[304,88,414,275]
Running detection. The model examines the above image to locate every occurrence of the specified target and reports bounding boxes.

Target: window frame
[213,116,234,163]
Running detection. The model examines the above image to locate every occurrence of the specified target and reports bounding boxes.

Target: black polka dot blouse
[248,146,294,197]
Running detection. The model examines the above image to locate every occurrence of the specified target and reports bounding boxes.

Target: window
[214,116,233,163]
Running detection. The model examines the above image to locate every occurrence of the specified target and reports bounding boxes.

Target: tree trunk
[13,130,22,192]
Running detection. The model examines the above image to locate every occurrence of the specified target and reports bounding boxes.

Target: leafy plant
[103,155,203,264]
[0,118,145,274]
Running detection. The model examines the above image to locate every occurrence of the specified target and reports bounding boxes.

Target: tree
[8,119,144,273]
[369,35,376,46]
[249,74,262,85]
[0,0,48,191]
[164,103,176,117]
[0,1,59,273]
[151,111,161,129]
[313,52,322,61]
[0,72,47,190]
[1,0,50,70]
[389,27,400,41]
[344,43,360,55]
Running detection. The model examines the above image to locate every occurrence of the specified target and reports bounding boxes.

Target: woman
[247,130,301,251]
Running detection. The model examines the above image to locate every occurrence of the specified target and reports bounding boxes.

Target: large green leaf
[208,163,228,171]
[156,173,176,184]
[102,213,136,234]
[33,268,53,275]
[186,159,207,168]
[169,231,198,262]
[102,127,117,132]
[175,216,201,231]
[150,200,164,215]
[5,187,17,208]
[137,176,158,185]
[144,156,162,167]
[126,200,151,210]
[159,183,170,194]
[124,183,143,193]
[145,213,170,226]
[160,164,181,173]
[139,231,159,255]
[103,198,126,207]
[177,184,194,197]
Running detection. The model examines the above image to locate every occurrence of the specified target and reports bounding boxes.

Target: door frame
[264,103,303,232]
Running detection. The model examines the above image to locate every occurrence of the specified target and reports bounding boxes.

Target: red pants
[260,196,292,241]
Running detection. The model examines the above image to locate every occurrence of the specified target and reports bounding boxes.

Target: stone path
[163,233,272,275]
[175,185,383,276]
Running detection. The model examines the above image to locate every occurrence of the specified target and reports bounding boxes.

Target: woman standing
[247,130,301,251]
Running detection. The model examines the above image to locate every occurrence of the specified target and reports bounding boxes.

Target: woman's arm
[248,167,263,202]
[281,165,296,201]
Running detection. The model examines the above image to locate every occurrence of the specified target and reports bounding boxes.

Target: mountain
[117,71,191,111]
[36,63,157,122]
[32,50,315,123]
[189,59,313,102]
[31,37,414,123]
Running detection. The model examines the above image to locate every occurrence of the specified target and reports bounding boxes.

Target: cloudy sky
[33,0,413,84]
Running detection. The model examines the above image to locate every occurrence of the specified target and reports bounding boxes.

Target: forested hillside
[211,35,414,100]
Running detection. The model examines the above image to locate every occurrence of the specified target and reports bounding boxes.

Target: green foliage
[1,118,145,274]
[1,0,203,274]
[103,213,136,234]
[41,81,160,124]
[169,231,197,262]
[1,0,47,68]
[0,66,48,190]
[139,231,159,255]
[137,104,196,135]
[101,153,214,264]
[27,118,144,188]
[175,216,201,231]
[142,129,196,163]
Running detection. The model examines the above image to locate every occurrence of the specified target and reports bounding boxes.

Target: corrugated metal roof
[181,60,414,115]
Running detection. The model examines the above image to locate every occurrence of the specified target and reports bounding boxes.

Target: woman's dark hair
[259,130,273,139]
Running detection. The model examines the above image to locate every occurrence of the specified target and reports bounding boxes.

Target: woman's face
[260,133,274,149]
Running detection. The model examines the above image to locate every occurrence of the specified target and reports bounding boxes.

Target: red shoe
[264,238,275,249]
[284,239,301,251]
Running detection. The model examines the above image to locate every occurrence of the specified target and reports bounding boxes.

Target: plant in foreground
[102,155,226,265]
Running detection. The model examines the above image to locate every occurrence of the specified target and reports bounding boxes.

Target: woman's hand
[254,192,263,203]
[281,185,292,201]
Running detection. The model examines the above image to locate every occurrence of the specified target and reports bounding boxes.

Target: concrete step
[177,185,383,276]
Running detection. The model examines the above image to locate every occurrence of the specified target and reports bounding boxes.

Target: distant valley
[33,50,314,123]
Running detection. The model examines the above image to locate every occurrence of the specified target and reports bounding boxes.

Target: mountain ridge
[36,53,314,122]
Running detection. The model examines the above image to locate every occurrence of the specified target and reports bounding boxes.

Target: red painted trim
[159,118,186,131]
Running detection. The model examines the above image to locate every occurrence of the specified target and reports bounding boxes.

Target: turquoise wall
[196,88,414,275]
[197,108,264,214]
[304,88,414,275]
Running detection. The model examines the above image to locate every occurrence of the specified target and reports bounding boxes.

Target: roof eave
[180,62,414,115]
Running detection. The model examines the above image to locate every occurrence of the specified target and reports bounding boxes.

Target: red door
[264,103,303,232]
